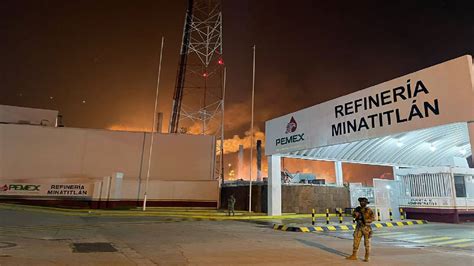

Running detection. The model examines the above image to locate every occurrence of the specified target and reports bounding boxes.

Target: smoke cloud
[220,128,265,154]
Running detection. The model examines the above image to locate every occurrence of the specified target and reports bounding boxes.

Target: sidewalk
[0,203,427,232]
[0,203,314,220]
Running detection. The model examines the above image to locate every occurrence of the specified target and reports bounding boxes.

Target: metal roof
[283,122,471,167]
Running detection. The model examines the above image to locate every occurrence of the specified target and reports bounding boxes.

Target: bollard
[377,208,381,222]
[389,208,393,221]
[338,208,343,224]
[326,208,330,224]
[312,208,315,225]
[400,208,404,220]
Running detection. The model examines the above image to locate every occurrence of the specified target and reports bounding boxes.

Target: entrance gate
[349,183,374,208]
[373,179,401,221]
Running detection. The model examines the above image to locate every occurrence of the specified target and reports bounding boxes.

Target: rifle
[355,207,366,226]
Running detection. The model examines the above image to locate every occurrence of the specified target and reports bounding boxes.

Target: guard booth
[349,181,401,221]
[264,55,474,223]
[396,167,474,223]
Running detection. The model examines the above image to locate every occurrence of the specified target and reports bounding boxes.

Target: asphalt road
[324,222,474,250]
[0,209,473,265]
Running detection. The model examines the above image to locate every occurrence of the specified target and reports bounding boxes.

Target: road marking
[434,239,473,245]
[375,232,405,236]
[399,235,440,240]
[382,234,420,239]
[452,242,474,248]
[413,237,452,243]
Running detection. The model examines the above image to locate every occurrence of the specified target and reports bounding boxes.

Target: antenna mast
[169,0,225,180]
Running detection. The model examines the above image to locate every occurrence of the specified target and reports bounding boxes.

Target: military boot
[363,250,370,262]
[346,252,358,260]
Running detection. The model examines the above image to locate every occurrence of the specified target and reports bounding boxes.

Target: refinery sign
[331,79,439,137]
[0,183,92,198]
[265,55,474,155]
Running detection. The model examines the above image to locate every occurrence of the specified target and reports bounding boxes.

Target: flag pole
[221,67,227,183]
[143,36,165,211]
[249,45,256,212]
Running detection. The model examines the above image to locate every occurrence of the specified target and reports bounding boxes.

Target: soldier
[228,195,236,216]
[346,197,375,262]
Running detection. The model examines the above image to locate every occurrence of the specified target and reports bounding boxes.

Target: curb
[0,203,314,220]
[273,220,428,232]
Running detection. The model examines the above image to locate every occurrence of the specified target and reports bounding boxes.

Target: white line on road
[413,237,452,243]
[374,232,405,236]
[398,235,441,240]
[452,242,474,248]
[434,239,473,245]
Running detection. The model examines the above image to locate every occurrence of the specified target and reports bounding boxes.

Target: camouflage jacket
[354,207,375,227]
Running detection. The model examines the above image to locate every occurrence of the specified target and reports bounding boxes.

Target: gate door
[373,179,401,221]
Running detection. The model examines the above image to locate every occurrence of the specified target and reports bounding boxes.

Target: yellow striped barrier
[273,220,428,232]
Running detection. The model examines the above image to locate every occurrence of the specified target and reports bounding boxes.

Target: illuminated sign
[265,55,474,155]
[331,79,439,137]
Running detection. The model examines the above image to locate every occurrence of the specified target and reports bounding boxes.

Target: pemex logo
[0,184,41,192]
[286,116,297,134]
[276,116,305,146]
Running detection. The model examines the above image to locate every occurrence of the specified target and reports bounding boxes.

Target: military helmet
[358,197,370,204]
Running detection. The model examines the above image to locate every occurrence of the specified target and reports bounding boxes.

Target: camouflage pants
[353,225,371,255]
[228,206,235,216]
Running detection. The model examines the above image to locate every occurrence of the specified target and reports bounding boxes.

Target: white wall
[0,125,144,180]
[142,133,215,181]
[0,124,218,202]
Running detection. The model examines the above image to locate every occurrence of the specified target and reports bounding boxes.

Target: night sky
[1,0,473,178]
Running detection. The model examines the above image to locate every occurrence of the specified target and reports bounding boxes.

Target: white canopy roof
[283,122,471,167]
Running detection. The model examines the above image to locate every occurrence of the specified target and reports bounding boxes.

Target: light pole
[143,36,165,211]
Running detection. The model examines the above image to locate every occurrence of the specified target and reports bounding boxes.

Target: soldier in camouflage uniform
[227,195,236,216]
[346,197,375,262]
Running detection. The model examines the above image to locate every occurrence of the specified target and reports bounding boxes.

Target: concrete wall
[282,185,350,213]
[0,105,58,126]
[221,184,350,214]
[0,124,218,204]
